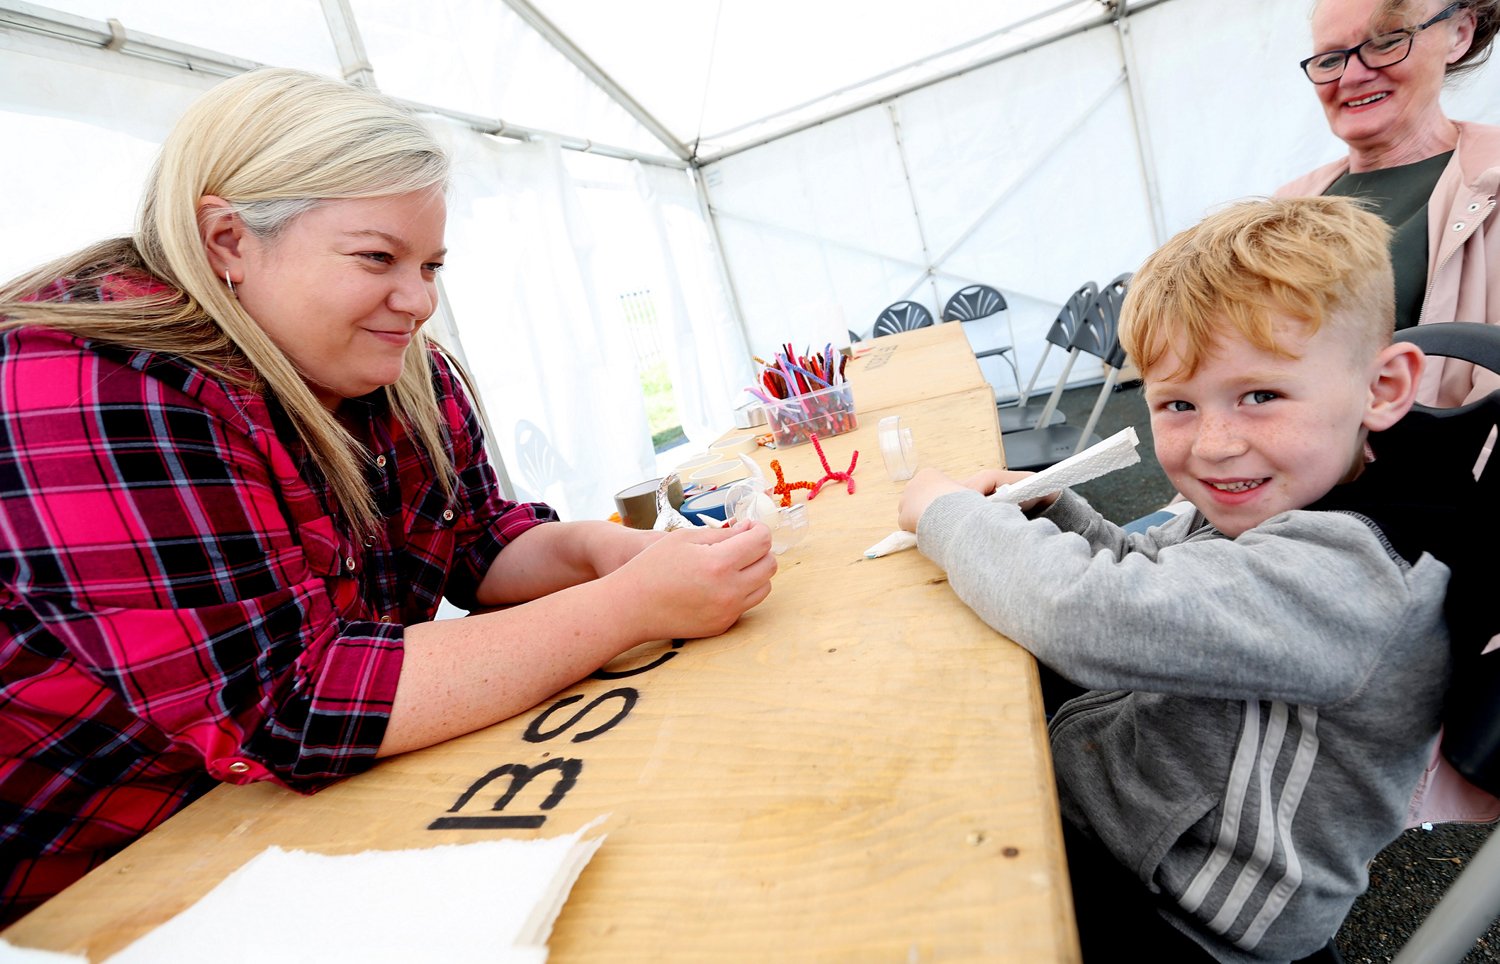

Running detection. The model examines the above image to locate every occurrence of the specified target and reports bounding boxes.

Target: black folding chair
[1000,274,1131,471]
[1365,322,1500,964]
[944,284,1021,401]
[998,281,1096,434]
[872,300,933,338]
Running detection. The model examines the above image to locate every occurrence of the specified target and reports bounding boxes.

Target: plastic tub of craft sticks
[762,382,857,447]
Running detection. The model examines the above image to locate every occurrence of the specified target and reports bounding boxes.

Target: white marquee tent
[3,0,1498,521]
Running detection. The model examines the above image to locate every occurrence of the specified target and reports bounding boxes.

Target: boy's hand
[960,469,1059,514]
[897,469,968,532]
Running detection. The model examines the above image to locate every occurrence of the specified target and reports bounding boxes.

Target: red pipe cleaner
[805,433,858,500]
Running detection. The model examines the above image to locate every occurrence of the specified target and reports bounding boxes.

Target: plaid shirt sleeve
[0,326,403,794]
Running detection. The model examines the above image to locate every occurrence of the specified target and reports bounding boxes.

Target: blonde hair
[1119,196,1394,380]
[0,68,454,535]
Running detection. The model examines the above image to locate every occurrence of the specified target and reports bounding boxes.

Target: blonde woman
[0,68,775,922]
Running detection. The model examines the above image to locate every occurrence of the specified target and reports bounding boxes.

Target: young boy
[898,197,1442,963]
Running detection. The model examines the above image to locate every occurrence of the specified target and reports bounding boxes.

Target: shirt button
[380,615,392,623]
[376,455,387,468]
[364,536,376,547]
[227,761,251,774]
[345,556,356,571]
[1454,221,1466,231]
[1469,202,1482,212]
[442,509,455,521]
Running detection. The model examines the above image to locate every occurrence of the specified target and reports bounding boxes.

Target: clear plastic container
[722,480,811,554]
[762,383,856,447]
[878,415,918,481]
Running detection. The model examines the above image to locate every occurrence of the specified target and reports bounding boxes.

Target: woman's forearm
[378,522,775,758]
[474,520,657,606]
[378,575,643,757]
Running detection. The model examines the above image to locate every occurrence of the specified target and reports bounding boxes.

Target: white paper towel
[101,820,607,964]
[864,427,1141,558]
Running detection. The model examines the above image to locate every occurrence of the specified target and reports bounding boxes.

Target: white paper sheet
[0,940,87,963]
[102,820,607,964]
[864,427,1142,558]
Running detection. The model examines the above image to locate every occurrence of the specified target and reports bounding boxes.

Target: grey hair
[230,197,324,241]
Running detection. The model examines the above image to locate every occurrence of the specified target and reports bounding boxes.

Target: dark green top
[1324,150,1452,330]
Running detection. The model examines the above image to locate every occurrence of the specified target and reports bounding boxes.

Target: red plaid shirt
[0,273,556,920]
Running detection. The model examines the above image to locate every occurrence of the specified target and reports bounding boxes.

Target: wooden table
[845,321,990,413]
[6,326,1080,963]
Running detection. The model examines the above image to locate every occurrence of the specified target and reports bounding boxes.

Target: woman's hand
[609,520,776,641]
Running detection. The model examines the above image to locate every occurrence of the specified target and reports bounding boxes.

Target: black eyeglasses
[1301,2,1460,83]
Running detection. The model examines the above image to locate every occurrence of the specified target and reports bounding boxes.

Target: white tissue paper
[100,820,607,964]
[0,941,88,963]
[864,427,1142,558]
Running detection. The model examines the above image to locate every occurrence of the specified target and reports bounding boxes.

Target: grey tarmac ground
[1039,381,1500,963]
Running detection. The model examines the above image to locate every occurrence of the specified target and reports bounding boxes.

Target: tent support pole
[695,0,1180,165]
[886,103,942,314]
[691,167,756,368]
[316,0,376,87]
[314,0,516,496]
[0,0,685,168]
[1113,1,1168,246]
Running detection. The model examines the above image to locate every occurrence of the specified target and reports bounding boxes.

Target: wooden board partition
[845,322,989,413]
[5,331,1078,964]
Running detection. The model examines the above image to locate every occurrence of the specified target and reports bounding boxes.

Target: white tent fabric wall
[702,0,1500,401]
[439,127,657,520]
[349,0,669,158]
[629,161,755,448]
[703,21,1153,397]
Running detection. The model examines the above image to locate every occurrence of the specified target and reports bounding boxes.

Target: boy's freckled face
[1145,319,1374,538]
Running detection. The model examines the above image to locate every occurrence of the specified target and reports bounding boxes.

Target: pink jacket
[1278,121,1500,826]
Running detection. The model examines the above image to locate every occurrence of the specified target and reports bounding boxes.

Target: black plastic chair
[1364,322,1500,964]
[872,300,933,338]
[944,285,1021,401]
[1001,273,1132,471]
[998,281,1097,434]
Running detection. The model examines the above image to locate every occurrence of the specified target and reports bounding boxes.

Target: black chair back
[1393,322,1500,794]
[1046,281,1098,353]
[1072,273,1131,369]
[942,285,1007,322]
[872,301,934,338]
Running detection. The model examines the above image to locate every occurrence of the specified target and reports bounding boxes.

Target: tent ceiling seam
[700,0,1090,144]
[499,0,691,162]
[886,103,941,311]
[1113,6,1168,245]
[694,0,1177,166]
[0,0,687,169]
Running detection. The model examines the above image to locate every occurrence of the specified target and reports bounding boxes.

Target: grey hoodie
[918,488,1451,963]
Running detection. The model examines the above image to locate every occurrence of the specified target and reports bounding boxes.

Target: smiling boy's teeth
[1209,479,1266,493]
[1347,92,1388,107]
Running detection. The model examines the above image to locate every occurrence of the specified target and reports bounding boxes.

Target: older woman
[1281,0,1500,829]
[0,68,775,922]
[1279,0,1499,411]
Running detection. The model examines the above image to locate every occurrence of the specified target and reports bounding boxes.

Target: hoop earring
[224,268,237,299]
